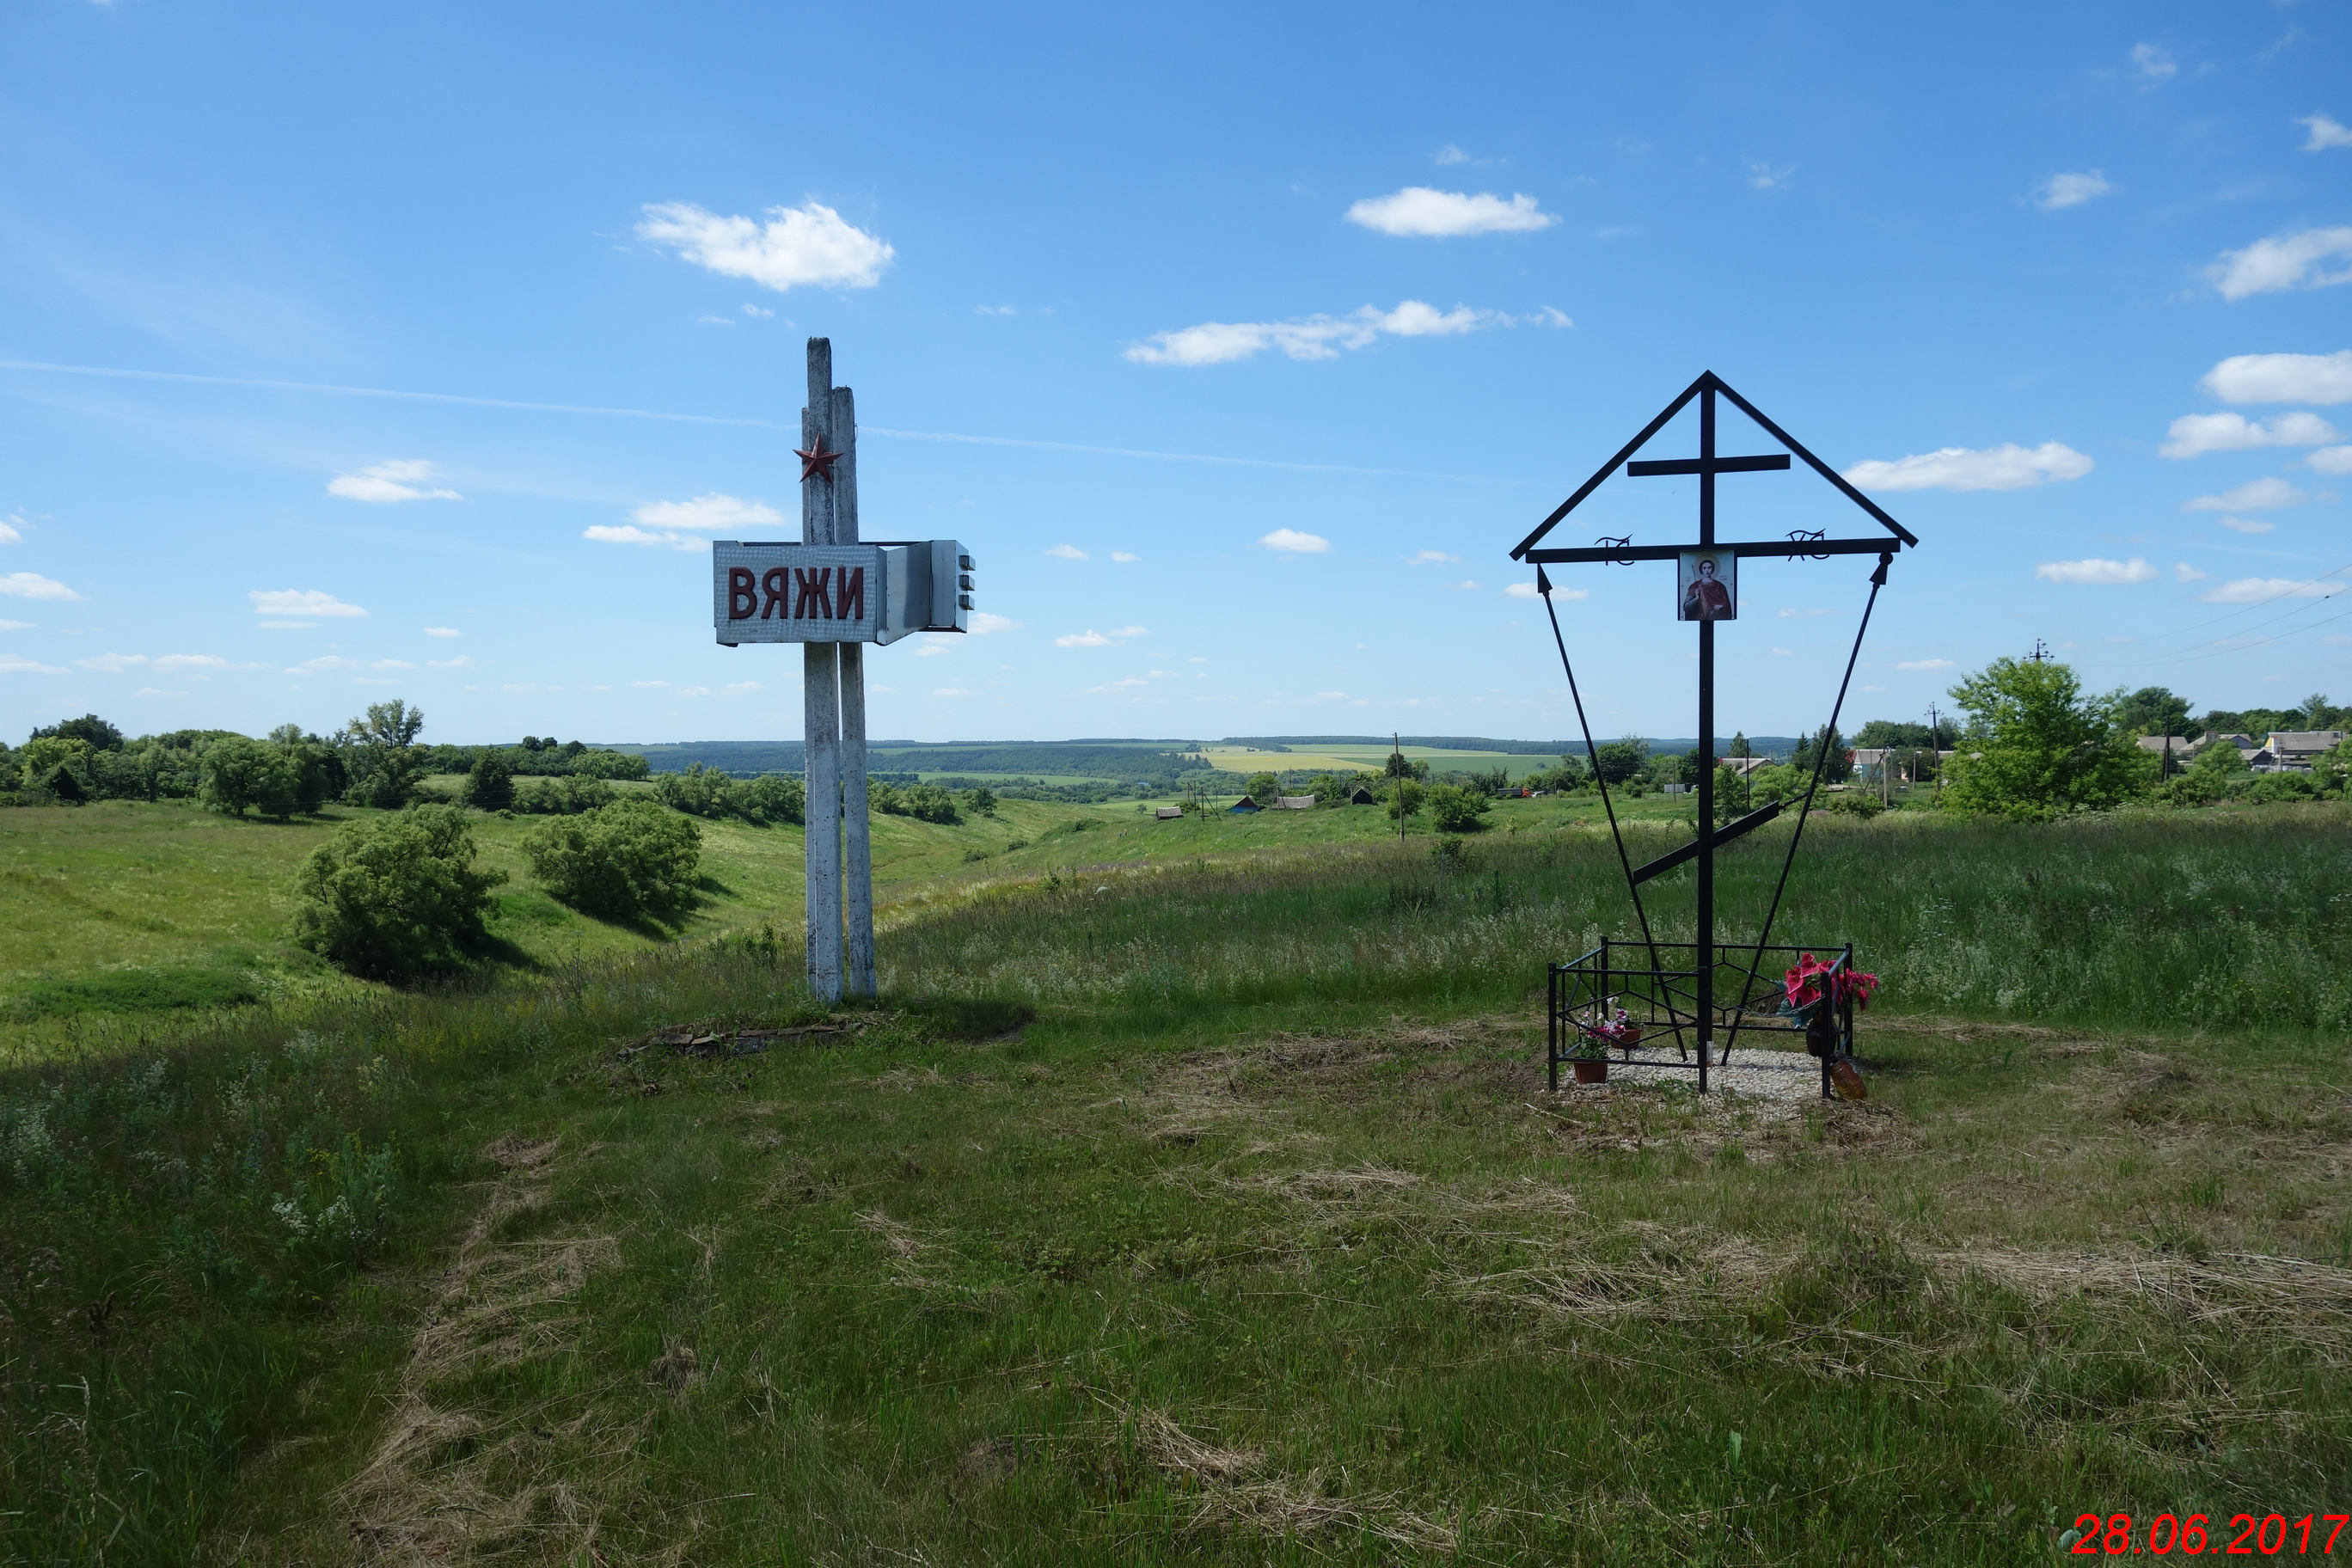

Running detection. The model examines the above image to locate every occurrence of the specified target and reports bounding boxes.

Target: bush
[1822,790,1886,818]
[653,762,733,818]
[291,805,506,979]
[521,797,702,921]
[465,750,515,811]
[515,775,617,814]
[967,786,997,816]
[734,774,805,825]
[873,781,960,824]
[199,736,302,818]
[1424,783,1492,832]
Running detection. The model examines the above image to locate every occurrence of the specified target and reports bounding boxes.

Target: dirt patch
[338,1133,625,1565]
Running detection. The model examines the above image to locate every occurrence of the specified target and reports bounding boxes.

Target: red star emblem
[795,432,843,483]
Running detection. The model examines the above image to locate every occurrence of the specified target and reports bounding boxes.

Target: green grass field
[3,800,2349,1564]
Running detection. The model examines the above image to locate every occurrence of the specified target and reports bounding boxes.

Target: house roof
[2266,730,2344,753]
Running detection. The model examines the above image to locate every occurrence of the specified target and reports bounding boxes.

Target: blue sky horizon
[3,3,2349,746]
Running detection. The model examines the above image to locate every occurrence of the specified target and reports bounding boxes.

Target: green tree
[1382,746,1430,781]
[966,786,998,816]
[30,714,124,750]
[291,805,506,979]
[1591,738,1647,785]
[2114,686,2195,739]
[341,700,427,808]
[522,796,702,921]
[1245,770,1280,803]
[1424,783,1491,832]
[1791,724,1853,784]
[1713,763,1746,826]
[18,736,94,799]
[1941,658,2150,821]
[1387,777,1425,825]
[734,774,805,824]
[465,750,516,811]
[199,736,302,818]
[653,762,733,818]
[1726,732,1752,759]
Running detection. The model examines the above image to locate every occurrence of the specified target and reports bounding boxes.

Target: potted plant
[1568,1008,1641,1083]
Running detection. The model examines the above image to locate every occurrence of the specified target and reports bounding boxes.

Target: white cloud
[76,652,146,672]
[251,588,364,618]
[1408,550,1461,565]
[1448,579,1482,590]
[1087,677,1149,694]
[0,515,19,545]
[1259,528,1330,554]
[1843,442,2093,492]
[584,523,702,552]
[2,572,80,601]
[721,681,763,695]
[967,610,1020,634]
[2200,577,2341,603]
[933,687,974,698]
[2205,227,2352,300]
[425,626,461,637]
[2299,113,2352,152]
[913,640,953,657]
[636,199,894,291]
[1044,543,1089,560]
[1896,658,1957,671]
[2034,170,2114,211]
[2308,444,2352,476]
[2184,477,2310,511]
[697,315,734,327]
[1779,607,1831,618]
[2201,350,2352,405]
[155,653,231,671]
[2159,410,2339,457]
[631,679,669,689]
[1124,299,1565,366]
[328,459,461,504]
[1,653,67,673]
[259,621,316,630]
[633,493,781,531]
[1111,551,1139,563]
[0,618,28,631]
[2175,562,2208,582]
[1771,647,1795,657]
[1503,580,1586,600]
[2130,41,2177,82]
[1344,187,1558,237]
[290,656,364,672]
[371,658,415,670]
[1745,160,1796,190]
[133,688,187,698]
[742,303,774,318]
[974,304,1017,316]
[2219,517,2276,535]
[1054,625,1148,648]
[2036,557,2158,585]
[1432,144,1473,165]
[429,654,474,669]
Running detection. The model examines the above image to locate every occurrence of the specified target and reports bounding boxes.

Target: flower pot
[1571,1058,1608,1085]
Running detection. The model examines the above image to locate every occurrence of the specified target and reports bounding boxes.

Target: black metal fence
[1547,938,1856,1097]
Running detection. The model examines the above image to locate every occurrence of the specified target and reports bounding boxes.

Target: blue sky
[3,2,2349,746]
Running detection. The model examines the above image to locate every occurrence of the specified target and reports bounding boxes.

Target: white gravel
[1571,1042,1827,1101]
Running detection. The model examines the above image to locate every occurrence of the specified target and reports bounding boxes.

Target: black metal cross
[1510,371,1914,1091]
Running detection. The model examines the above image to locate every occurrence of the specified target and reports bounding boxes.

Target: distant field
[1195,744,1563,779]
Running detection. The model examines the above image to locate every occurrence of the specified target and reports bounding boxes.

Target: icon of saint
[1681,556,1733,621]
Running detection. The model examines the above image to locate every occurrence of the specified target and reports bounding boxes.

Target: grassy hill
[5,799,2349,1562]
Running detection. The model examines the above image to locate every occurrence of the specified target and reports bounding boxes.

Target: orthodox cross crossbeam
[1515,370,1914,1092]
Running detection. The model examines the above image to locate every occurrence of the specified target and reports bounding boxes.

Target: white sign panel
[714,543,898,645]
[712,539,973,646]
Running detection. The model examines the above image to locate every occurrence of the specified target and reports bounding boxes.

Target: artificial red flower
[1784,953,1880,1013]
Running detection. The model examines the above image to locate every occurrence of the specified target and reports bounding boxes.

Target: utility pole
[1926,701,1945,797]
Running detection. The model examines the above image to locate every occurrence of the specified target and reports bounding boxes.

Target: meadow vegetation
[1,801,2347,1564]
